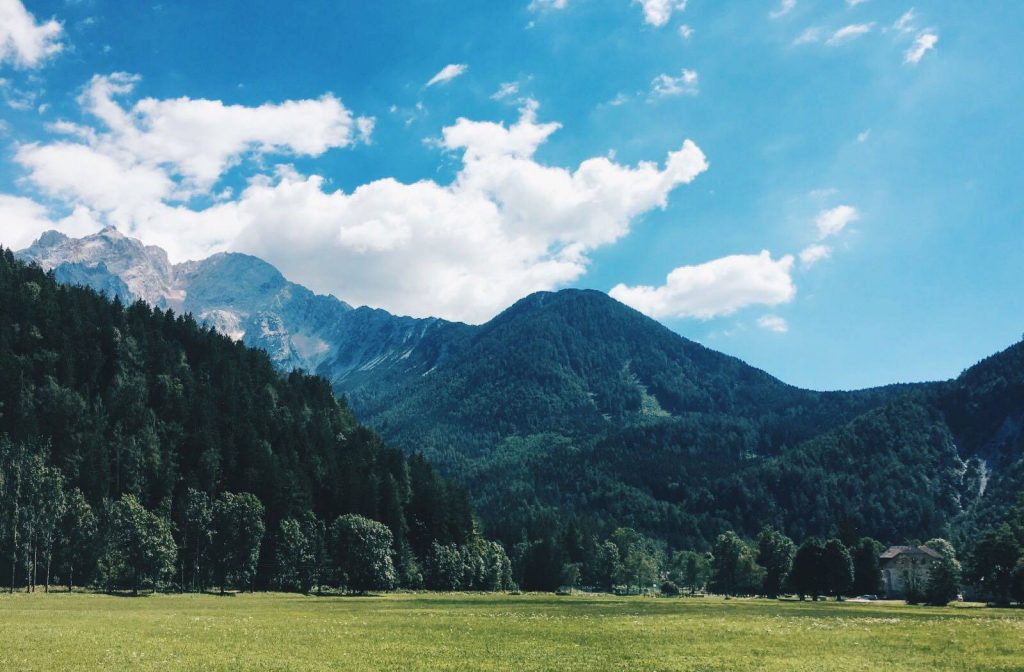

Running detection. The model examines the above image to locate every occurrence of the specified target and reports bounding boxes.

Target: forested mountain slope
[17,231,1024,556]
[353,289,910,460]
[348,290,1023,551]
[0,248,476,585]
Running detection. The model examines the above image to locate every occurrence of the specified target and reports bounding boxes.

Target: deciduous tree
[210,492,265,594]
[757,527,796,598]
[99,494,176,595]
[330,514,396,593]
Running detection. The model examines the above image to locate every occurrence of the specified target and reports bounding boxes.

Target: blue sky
[0,0,1022,391]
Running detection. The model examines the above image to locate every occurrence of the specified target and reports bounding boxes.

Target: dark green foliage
[0,437,66,592]
[1011,561,1024,606]
[425,537,514,591]
[611,527,664,593]
[850,537,884,596]
[210,492,265,594]
[299,510,327,594]
[424,542,463,591]
[969,525,1021,605]
[710,531,763,597]
[790,539,826,601]
[98,493,176,595]
[589,540,622,592]
[0,249,475,589]
[181,488,212,592]
[513,536,566,593]
[336,287,1024,563]
[669,550,709,595]
[822,539,854,599]
[273,518,313,593]
[757,528,796,599]
[329,514,396,593]
[924,540,962,606]
[57,488,98,590]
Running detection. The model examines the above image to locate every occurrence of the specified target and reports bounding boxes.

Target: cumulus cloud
[7,86,710,323]
[799,243,831,268]
[770,0,796,20]
[17,140,175,211]
[18,73,371,200]
[826,23,874,45]
[609,251,796,320]
[633,0,686,28]
[0,0,63,69]
[651,69,698,97]
[815,204,858,238]
[904,32,938,64]
[757,314,789,333]
[678,24,694,40]
[426,63,468,87]
[0,195,98,250]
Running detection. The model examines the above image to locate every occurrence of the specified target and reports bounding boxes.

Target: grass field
[1,592,1023,671]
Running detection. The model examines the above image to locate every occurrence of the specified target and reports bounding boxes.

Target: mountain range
[17,229,1024,549]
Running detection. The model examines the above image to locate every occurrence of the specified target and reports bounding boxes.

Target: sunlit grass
[1,591,1021,671]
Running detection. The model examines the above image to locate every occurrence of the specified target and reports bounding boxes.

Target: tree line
[507,503,1024,607]
[0,436,514,594]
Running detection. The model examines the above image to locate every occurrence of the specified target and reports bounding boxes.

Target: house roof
[880,545,943,560]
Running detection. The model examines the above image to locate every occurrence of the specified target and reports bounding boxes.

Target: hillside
[17,231,1024,556]
[352,289,908,457]
[0,247,476,586]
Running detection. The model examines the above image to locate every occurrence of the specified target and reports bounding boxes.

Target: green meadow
[1,592,1022,671]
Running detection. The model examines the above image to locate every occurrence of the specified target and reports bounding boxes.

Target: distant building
[880,545,943,598]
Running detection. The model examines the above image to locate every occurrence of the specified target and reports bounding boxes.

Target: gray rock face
[17,229,459,387]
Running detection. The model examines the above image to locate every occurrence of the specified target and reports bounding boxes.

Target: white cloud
[904,32,937,64]
[607,92,631,106]
[892,10,915,34]
[16,73,369,201]
[651,69,699,97]
[11,90,710,323]
[815,204,858,238]
[826,23,874,46]
[17,141,175,211]
[857,129,871,143]
[0,0,63,69]
[426,63,468,87]
[757,314,789,333]
[633,0,686,28]
[846,0,868,6]
[0,195,98,250]
[491,81,520,100]
[799,243,831,267]
[528,0,568,10]
[609,251,796,320]
[770,0,796,20]
[678,24,694,40]
[793,27,822,45]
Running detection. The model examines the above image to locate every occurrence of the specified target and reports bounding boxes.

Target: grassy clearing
[1,591,1022,671]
